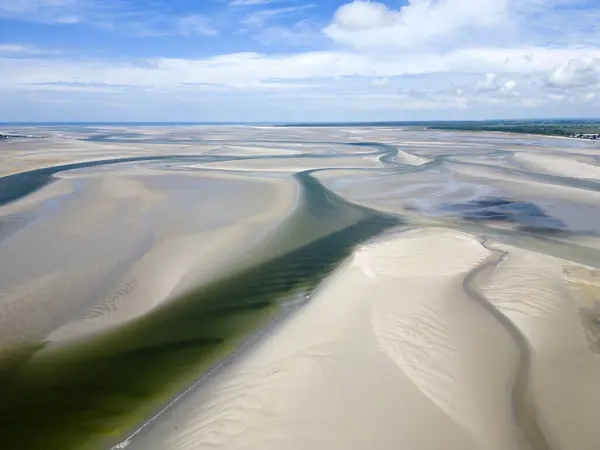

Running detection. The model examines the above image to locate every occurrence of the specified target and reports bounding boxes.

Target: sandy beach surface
[1,125,599,450]
[125,229,525,450]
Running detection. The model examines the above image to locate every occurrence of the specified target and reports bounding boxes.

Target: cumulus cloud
[325,0,509,50]
[500,80,517,94]
[547,58,600,88]
[475,73,498,93]
[473,74,518,97]
[331,1,395,31]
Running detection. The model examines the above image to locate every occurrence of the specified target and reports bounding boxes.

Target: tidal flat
[1,125,599,450]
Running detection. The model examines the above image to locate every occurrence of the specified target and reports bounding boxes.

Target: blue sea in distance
[0,122,283,127]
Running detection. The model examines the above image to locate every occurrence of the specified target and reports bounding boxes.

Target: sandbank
[123,229,527,450]
[481,243,600,450]
[0,166,300,352]
[514,152,600,180]
[188,155,384,173]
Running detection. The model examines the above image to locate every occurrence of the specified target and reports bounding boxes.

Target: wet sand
[0,125,599,450]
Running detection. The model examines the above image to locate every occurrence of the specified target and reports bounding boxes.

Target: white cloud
[583,92,596,102]
[475,73,498,93]
[0,44,59,54]
[324,0,600,53]
[0,44,32,54]
[331,1,396,31]
[0,0,82,23]
[241,5,313,27]
[3,47,600,90]
[548,58,600,88]
[325,0,509,50]
[0,1,219,36]
[253,19,323,46]
[500,80,517,94]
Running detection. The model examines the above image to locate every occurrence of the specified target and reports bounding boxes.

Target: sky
[0,0,599,122]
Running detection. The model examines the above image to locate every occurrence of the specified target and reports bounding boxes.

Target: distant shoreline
[2,119,600,127]
[2,121,599,141]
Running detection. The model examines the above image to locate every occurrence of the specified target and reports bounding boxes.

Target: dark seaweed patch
[440,197,566,232]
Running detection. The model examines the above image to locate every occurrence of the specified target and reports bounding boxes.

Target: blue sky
[1,0,599,122]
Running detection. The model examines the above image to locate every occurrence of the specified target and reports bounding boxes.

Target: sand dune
[481,244,600,450]
[0,168,300,351]
[514,152,600,180]
[125,229,527,450]
[396,149,433,165]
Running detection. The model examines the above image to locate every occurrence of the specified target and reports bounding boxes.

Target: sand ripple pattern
[128,230,526,450]
[482,245,600,450]
[127,225,600,450]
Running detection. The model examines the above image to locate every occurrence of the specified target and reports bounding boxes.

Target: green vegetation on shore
[427,120,600,139]
[279,119,600,140]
